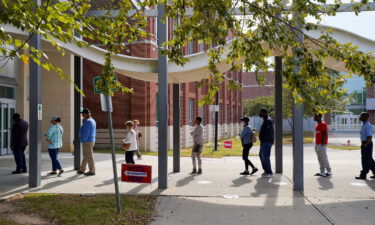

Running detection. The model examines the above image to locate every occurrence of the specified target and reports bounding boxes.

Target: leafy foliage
[244,86,348,118]
[1,0,375,110]
[158,0,375,112]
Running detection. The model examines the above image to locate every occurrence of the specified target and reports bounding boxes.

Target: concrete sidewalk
[1,145,374,225]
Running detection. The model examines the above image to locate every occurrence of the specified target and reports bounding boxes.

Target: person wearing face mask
[239,117,258,175]
[258,108,274,178]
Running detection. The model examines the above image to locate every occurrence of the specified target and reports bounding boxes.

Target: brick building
[242,72,275,100]
[83,18,243,151]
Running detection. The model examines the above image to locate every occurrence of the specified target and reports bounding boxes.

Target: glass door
[0,102,15,156]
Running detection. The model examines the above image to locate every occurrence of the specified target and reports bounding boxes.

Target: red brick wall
[83,17,243,129]
[242,72,275,99]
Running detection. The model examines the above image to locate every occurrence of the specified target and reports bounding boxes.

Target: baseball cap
[240,117,250,122]
[50,116,59,122]
[81,108,91,114]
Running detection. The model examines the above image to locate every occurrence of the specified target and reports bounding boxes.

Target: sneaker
[84,172,95,176]
[263,173,274,178]
[47,171,57,175]
[250,168,259,175]
[189,169,197,175]
[355,176,366,180]
[240,171,250,175]
[197,169,202,175]
[326,172,333,177]
[11,170,22,174]
[314,172,327,177]
[21,170,27,173]
[76,170,85,175]
[58,170,64,176]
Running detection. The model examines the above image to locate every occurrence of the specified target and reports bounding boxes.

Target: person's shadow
[176,175,195,187]
[231,176,252,187]
[317,176,334,190]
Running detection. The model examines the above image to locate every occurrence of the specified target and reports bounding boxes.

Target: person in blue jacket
[77,108,97,176]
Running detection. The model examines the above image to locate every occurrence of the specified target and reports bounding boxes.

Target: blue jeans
[48,148,62,171]
[259,142,273,174]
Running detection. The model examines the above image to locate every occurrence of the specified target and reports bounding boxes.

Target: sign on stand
[223,140,232,149]
[121,164,152,183]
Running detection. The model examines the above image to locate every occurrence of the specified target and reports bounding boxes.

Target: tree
[1,0,374,111]
[159,0,375,113]
[243,87,348,118]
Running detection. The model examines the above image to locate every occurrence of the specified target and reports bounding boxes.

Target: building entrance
[0,100,16,156]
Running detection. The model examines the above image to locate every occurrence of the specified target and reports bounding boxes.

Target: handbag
[251,130,257,143]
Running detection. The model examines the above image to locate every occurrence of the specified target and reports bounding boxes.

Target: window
[189,98,194,125]
[201,105,205,125]
[0,86,15,99]
[188,41,194,55]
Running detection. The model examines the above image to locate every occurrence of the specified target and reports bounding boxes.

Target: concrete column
[173,84,180,172]
[28,0,41,188]
[157,4,168,189]
[292,12,304,192]
[274,56,283,174]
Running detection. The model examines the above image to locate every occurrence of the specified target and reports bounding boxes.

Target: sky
[317,10,374,94]
[319,11,375,41]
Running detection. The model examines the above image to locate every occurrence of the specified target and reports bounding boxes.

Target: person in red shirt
[314,114,332,177]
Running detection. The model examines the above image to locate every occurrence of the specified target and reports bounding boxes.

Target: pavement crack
[281,174,336,225]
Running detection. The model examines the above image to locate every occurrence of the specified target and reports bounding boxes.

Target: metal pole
[74,56,82,170]
[274,56,283,173]
[29,0,41,188]
[292,15,304,191]
[157,3,168,189]
[214,92,219,151]
[104,95,121,214]
[173,83,180,173]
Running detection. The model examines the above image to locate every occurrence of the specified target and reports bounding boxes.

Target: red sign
[121,164,152,183]
[223,140,232,149]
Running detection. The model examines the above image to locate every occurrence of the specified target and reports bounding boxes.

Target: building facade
[81,16,243,151]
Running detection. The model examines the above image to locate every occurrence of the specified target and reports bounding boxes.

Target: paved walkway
[1,145,374,225]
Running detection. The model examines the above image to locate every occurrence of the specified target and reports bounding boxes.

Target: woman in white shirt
[122,121,138,164]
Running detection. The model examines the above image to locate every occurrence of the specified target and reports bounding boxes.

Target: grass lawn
[1,194,156,225]
[95,134,315,158]
[328,145,360,150]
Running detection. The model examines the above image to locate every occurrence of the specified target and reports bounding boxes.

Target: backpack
[251,130,257,143]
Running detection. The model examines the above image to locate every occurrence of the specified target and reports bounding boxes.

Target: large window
[200,105,205,125]
[0,86,15,99]
[189,98,194,125]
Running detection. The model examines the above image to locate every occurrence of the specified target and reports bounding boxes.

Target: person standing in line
[259,108,274,178]
[356,112,375,180]
[45,116,64,176]
[133,119,142,159]
[123,121,138,164]
[10,113,29,174]
[314,114,332,177]
[239,117,258,175]
[77,108,96,176]
[190,117,204,175]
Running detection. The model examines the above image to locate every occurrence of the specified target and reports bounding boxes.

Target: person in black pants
[239,117,258,175]
[356,112,375,180]
[11,113,29,174]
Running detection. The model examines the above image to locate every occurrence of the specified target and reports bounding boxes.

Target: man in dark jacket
[259,108,274,178]
[11,113,29,174]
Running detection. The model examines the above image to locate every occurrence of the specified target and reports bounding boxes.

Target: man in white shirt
[123,121,138,164]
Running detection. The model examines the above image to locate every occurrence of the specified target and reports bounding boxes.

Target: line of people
[10,107,375,181]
